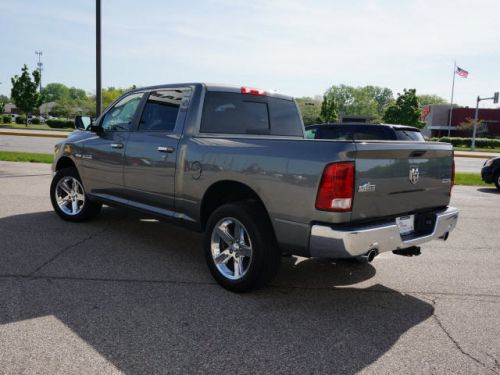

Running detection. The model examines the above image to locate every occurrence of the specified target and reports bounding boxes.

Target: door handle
[110,143,124,149]
[157,146,175,153]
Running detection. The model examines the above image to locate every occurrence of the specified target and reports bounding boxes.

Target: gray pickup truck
[51,83,458,292]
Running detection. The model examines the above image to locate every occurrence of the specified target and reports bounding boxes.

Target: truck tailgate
[352,141,453,221]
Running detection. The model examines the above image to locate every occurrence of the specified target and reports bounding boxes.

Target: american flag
[456,66,469,78]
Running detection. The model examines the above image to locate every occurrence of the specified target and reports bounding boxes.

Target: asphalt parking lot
[0,161,499,374]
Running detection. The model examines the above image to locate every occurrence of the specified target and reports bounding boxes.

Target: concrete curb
[454,152,497,159]
[0,131,68,139]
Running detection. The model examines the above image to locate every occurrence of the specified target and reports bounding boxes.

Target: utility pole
[96,0,102,117]
[471,92,499,150]
[35,50,43,93]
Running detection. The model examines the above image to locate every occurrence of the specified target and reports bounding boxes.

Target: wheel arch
[200,180,274,235]
[55,156,78,172]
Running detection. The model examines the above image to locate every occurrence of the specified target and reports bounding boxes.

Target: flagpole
[447,61,456,137]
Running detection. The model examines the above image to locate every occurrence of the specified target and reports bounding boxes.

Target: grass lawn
[0,123,73,131]
[454,172,489,186]
[0,151,53,164]
[454,146,500,153]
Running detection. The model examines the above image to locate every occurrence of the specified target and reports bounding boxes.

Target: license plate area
[396,215,415,235]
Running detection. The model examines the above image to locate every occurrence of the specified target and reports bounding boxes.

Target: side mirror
[74,115,92,130]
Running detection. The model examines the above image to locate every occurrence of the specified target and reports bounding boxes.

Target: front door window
[101,93,143,132]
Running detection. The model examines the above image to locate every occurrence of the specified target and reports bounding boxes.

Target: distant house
[39,101,58,115]
[3,102,58,116]
[4,103,19,114]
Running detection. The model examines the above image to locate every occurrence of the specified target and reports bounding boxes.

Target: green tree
[0,94,8,113]
[383,89,423,128]
[295,96,322,125]
[320,94,338,122]
[417,94,447,107]
[49,98,73,118]
[68,87,86,101]
[41,83,70,103]
[102,87,130,109]
[10,65,41,126]
[322,84,394,122]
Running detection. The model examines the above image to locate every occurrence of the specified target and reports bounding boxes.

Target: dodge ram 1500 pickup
[51,83,459,292]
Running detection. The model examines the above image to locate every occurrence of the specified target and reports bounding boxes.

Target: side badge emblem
[409,167,419,184]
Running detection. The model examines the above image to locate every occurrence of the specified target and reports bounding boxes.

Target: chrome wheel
[55,176,85,216]
[210,217,253,280]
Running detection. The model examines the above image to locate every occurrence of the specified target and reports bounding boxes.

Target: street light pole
[471,92,499,150]
[96,0,102,117]
[471,96,480,150]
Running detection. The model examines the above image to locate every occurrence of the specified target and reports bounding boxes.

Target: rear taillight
[241,87,266,96]
[316,162,355,211]
[450,159,455,196]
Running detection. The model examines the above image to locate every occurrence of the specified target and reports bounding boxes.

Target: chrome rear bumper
[309,207,459,258]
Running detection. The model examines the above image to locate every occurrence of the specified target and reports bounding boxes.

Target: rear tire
[494,172,500,191]
[204,202,281,292]
[50,167,101,222]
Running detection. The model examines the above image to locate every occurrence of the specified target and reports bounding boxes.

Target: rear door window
[138,90,183,132]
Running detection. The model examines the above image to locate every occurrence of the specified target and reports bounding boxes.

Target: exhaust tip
[358,249,378,263]
[367,249,377,262]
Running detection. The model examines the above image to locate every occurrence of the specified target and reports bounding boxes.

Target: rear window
[201,92,303,136]
[394,128,425,141]
[268,97,303,136]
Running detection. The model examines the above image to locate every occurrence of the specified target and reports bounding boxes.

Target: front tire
[50,167,101,222]
[204,202,281,292]
[494,172,500,191]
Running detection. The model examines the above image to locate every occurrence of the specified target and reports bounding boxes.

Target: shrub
[1,115,11,123]
[15,115,27,124]
[31,117,41,124]
[437,137,500,149]
[46,118,74,129]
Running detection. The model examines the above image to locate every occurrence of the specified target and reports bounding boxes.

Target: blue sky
[1,0,499,107]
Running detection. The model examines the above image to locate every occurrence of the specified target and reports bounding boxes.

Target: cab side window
[138,90,183,132]
[101,93,143,132]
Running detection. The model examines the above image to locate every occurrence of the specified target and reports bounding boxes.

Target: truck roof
[129,83,294,101]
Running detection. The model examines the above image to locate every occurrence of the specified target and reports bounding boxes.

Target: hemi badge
[358,182,376,192]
